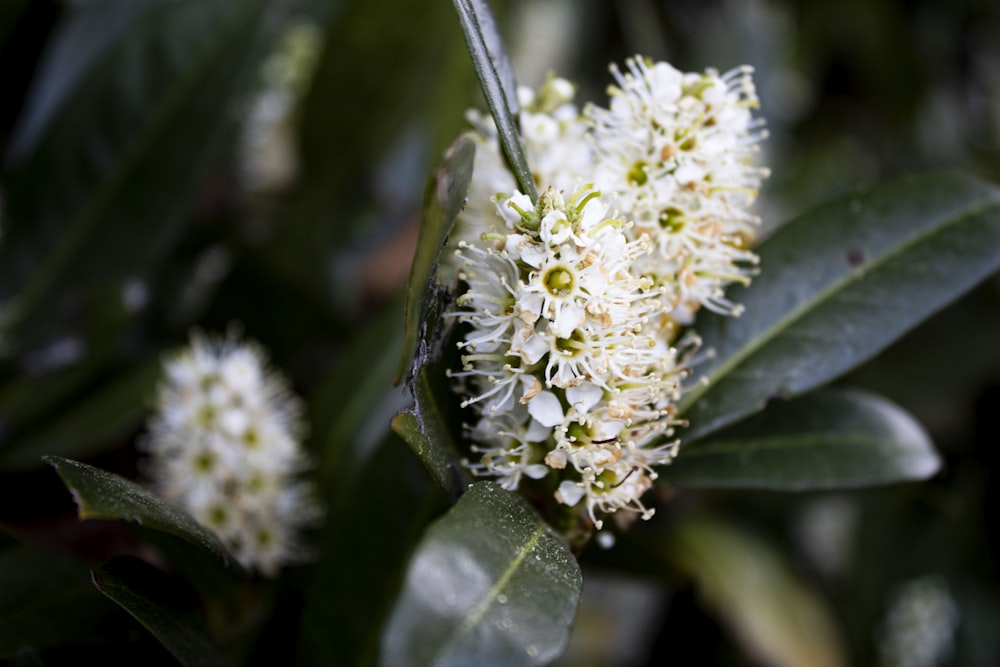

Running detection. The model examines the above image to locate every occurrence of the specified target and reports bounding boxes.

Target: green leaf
[0,0,293,349]
[679,171,1000,441]
[393,363,469,501]
[668,515,846,667]
[663,387,940,490]
[0,359,160,470]
[298,435,447,666]
[380,481,582,667]
[451,0,537,200]
[398,135,476,382]
[0,543,117,658]
[44,456,236,567]
[91,556,227,667]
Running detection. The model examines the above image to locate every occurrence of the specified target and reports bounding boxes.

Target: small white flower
[145,332,320,575]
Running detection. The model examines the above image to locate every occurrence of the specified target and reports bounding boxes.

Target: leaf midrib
[435,523,545,662]
[677,192,1000,416]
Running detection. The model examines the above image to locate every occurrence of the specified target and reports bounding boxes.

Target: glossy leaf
[92,556,226,667]
[0,0,291,348]
[662,387,940,490]
[393,364,469,501]
[679,171,1000,441]
[44,456,235,567]
[381,482,582,667]
[298,434,447,666]
[668,515,846,667]
[398,135,476,382]
[452,0,536,200]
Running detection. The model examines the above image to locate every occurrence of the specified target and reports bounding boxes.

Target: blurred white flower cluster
[450,56,767,531]
[879,576,959,667]
[145,333,320,575]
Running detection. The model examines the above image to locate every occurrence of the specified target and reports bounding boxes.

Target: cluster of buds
[450,56,768,532]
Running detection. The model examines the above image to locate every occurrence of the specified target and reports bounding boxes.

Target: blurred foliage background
[0,0,998,664]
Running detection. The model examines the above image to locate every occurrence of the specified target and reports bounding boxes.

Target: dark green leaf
[391,390,463,504]
[394,361,469,501]
[44,456,236,567]
[398,135,476,382]
[0,543,117,658]
[0,0,293,349]
[91,556,226,667]
[0,359,160,470]
[380,481,582,667]
[392,410,462,502]
[679,171,1000,441]
[663,387,940,490]
[667,515,846,667]
[298,434,447,666]
[452,0,536,200]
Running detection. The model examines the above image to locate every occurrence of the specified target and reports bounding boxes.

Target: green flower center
[627,161,649,186]
[555,329,586,356]
[544,266,574,296]
[659,206,686,231]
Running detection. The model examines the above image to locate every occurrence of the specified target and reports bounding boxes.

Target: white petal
[496,192,534,228]
[649,62,683,103]
[525,418,552,441]
[540,211,570,244]
[503,233,529,261]
[219,408,249,437]
[592,419,624,442]
[517,292,544,323]
[516,85,535,107]
[674,163,705,185]
[577,196,607,231]
[519,243,547,269]
[556,480,585,507]
[552,304,585,338]
[527,390,564,427]
[578,264,608,295]
[523,464,550,480]
[566,383,603,413]
[516,329,549,365]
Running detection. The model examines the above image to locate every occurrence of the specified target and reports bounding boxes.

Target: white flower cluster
[145,333,319,575]
[452,186,689,529]
[450,56,767,531]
